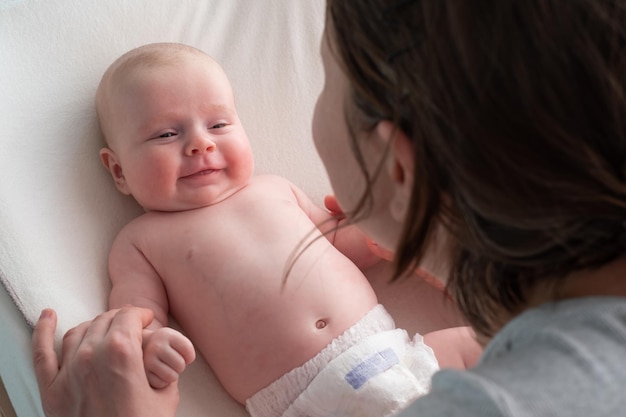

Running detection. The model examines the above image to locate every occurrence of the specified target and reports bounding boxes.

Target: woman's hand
[32,307,179,417]
[324,194,388,269]
[323,194,346,219]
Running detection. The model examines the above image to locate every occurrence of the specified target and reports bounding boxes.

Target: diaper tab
[345,348,400,389]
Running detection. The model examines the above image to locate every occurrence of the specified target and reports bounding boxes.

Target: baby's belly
[167,258,378,404]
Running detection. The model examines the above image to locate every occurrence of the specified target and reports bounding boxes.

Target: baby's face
[102,54,254,212]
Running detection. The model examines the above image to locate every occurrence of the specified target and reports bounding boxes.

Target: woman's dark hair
[327,0,626,337]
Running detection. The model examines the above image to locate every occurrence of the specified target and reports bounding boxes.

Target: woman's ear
[376,121,415,223]
[99,147,130,195]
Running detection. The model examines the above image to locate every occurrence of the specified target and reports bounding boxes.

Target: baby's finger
[167,332,196,365]
[145,355,180,387]
[147,369,176,390]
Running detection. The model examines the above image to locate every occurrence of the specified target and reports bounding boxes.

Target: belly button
[315,319,328,329]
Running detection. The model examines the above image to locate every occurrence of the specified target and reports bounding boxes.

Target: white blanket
[0,1,462,416]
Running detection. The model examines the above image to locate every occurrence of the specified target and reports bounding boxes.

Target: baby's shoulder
[115,212,167,238]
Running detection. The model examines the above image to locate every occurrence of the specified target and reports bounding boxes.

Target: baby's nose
[186,134,216,155]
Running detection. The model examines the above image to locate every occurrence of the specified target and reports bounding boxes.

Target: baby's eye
[210,123,227,129]
[159,132,177,138]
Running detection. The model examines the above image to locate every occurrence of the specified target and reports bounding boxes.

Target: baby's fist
[142,327,196,389]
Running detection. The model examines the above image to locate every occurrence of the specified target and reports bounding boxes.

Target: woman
[32,1,626,416]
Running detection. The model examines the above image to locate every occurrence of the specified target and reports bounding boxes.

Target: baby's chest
[146,212,300,279]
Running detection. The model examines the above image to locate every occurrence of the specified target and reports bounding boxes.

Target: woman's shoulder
[397,297,626,417]
[396,368,505,417]
[437,296,626,417]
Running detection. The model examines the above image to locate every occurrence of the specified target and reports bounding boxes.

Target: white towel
[0,1,326,416]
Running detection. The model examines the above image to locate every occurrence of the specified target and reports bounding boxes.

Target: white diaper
[246,305,439,417]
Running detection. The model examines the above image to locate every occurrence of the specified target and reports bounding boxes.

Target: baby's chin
[141,203,210,213]
[138,196,228,213]
[138,181,250,212]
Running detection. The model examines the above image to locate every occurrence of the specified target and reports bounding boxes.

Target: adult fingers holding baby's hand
[33,306,179,417]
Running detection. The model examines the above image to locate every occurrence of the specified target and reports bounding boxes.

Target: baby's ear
[375,121,415,223]
[99,147,130,195]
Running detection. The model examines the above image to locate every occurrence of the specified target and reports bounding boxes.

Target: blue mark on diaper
[345,348,400,389]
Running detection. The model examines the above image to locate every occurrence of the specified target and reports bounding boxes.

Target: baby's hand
[142,327,196,389]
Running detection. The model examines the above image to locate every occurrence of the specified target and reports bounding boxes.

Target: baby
[96,42,465,417]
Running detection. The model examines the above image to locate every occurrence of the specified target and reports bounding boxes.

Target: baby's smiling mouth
[193,169,216,176]
[181,168,219,179]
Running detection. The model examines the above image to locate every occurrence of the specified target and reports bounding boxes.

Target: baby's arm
[289,184,381,269]
[108,228,195,389]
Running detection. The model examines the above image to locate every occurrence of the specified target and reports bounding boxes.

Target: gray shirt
[398,296,626,416]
